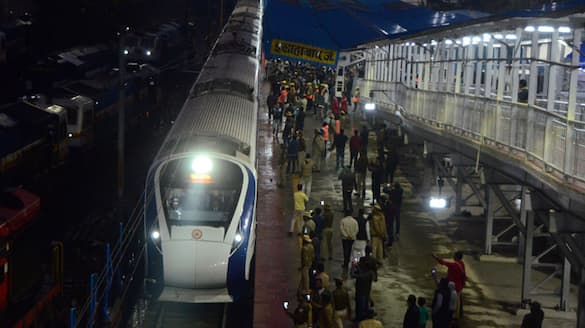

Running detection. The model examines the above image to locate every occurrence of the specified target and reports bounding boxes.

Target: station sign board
[270,39,337,66]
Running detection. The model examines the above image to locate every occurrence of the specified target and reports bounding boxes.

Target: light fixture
[123,49,129,55]
[505,34,517,40]
[365,103,376,111]
[146,50,152,56]
[151,230,160,240]
[472,36,481,44]
[558,26,571,33]
[431,40,437,46]
[192,156,213,174]
[462,37,471,46]
[524,26,535,32]
[429,197,448,209]
[493,34,504,39]
[455,39,462,45]
[68,133,73,138]
[445,39,453,45]
[482,33,491,41]
[537,26,554,33]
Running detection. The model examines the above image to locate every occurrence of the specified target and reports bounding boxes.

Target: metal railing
[357,79,585,185]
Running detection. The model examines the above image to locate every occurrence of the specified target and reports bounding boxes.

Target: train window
[159,158,244,232]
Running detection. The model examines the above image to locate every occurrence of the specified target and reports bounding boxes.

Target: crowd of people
[266,59,544,328]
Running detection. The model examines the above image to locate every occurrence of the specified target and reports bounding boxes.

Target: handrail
[357,78,585,185]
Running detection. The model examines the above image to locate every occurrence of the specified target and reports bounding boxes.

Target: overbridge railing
[357,78,585,187]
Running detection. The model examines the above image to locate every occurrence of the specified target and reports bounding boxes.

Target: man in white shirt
[339,210,358,277]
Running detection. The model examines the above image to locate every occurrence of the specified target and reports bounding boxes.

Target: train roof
[158,92,256,160]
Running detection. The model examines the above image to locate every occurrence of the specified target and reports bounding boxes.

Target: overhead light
[151,230,160,240]
[123,49,129,55]
[537,26,554,33]
[192,156,213,174]
[558,26,571,33]
[365,103,376,111]
[472,36,481,44]
[429,197,448,209]
[146,50,152,56]
[493,34,503,39]
[505,34,517,40]
[375,45,379,49]
[380,29,389,36]
[455,39,462,45]
[462,37,471,46]
[68,133,73,138]
[423,43,428,47]
[524,26,535,32]
[482,33,491,41]
[431,40,437,45]
[444,39,453,45]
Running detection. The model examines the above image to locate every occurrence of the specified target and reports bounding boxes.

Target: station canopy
[263,0,585,67]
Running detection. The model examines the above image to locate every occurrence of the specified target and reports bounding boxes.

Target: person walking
[339,166,356,213]
[382,197,396,247]
[360,125,369,155]
[349,130,362,168]
[354,260,375,323]
[521,302,544,328]
[318,292,335,328]
[322,204,334,261]
[391,182,404,239]
[290,184,308,237]
[432,279,452,328]
[403,294,420,328]
[368,157,384,204]
[287,135,299,174]
[331,128,348,170]
[300,235,315,292]
[432,251,466,320]
[297,131,306,173]
[312,208,325,262]
[354,208,371,259]
[370,204,386,263]
[418,297,430,328]
[332,278,351,328]
[354,152,368,200]
[300,153,314,197]
[272,105,283,141]
[352,87,360,112]
[386,149,399,184]
[340,210,358,277]
[311,129,325,172]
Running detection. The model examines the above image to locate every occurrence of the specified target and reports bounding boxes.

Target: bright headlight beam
[429,198,447,209]
[235,233,242,242]
[192,156,212,174]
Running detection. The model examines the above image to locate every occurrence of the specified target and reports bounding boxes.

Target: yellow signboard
[270,39,337,66]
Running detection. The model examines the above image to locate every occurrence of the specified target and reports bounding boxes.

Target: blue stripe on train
[227,167,256,301]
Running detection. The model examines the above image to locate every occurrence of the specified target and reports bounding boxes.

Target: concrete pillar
[485,185,495,255]
[521,190,534,302]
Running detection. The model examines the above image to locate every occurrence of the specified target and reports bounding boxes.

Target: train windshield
[159,157,244,230]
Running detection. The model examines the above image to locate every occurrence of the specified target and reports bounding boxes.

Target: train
[144,0,263,303]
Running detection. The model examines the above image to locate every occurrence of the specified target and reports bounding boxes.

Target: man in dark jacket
[339,166,356,213]
[331,128,348,170]
[521,302,544,328]
[403,294,419,328]
[353,258,375,322]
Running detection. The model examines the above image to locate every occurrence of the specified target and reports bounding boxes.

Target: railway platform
[253,82,578,327]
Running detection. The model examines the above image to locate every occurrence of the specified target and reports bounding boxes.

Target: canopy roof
[263,0,585,64]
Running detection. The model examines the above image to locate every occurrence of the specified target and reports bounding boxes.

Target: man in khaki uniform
[370,204,386,263]
[300,153,315,197]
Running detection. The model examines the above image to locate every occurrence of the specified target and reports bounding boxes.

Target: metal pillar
[484,185,495,255]
[561,257,571,311]
[521,190,533,303]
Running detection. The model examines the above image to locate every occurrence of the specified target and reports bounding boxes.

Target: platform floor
[253,81,577,328]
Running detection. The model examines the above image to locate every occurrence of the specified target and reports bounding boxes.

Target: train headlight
[192,156,212,174]
[234,233,242,243]
[151,230,160,240]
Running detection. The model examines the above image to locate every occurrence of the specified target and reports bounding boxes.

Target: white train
[144,0,262,303]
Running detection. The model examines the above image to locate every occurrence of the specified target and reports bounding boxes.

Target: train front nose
[162,239,231,288]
